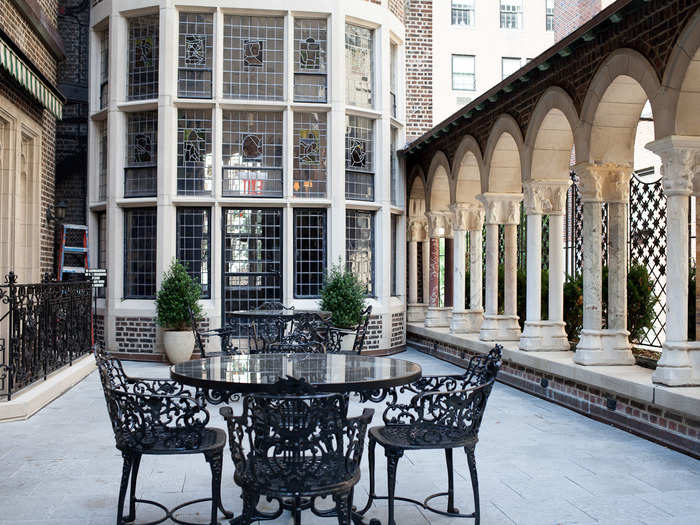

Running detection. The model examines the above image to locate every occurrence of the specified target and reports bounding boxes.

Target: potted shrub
[156,259,202,364]
[320,263,367,351]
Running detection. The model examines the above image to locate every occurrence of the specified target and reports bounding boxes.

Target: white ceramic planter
[163,330,195,364]
[340,330,356,352]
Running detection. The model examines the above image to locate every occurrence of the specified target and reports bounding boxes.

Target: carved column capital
[647,136,700,196]
[450,203,484,231]
[523,181,571,216]
[407,216,428,242]
[576,163,603,203]
[476,193,523,225]
[426,211,453,238]
[577,162,633,203]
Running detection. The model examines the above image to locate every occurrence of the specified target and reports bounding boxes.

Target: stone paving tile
[1,348,700,525]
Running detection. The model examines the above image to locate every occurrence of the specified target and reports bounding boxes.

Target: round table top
[229,309,331,318]
[170,353,422,393]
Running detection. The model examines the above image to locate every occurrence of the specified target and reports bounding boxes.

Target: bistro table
[171,353,421,525]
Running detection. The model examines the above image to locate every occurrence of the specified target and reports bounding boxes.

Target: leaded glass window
[222,111,283,197]
[294,209,326,298]
[100,29,109,109]
[98,122,107,201]
[293,112,327,198]
[125,111,157,197]
[124,208,157,299]
[294,18,327,103]
[127,15,159,101]
[178,13,213,99]
[345,24,373,108]
[346,209,374,296]
[345,115,374,201]
[500,0,523,29]
[177,208,210,298]
[223,15,284,101]
[390,126,399,206]
[177,109,212,195]
[391,214,398,296]
[390,42,398,118]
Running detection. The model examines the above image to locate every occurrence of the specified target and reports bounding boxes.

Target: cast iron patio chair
[189,305,239,358]
[220,378,374,525]
[95,352,232,525]
[324,305,373,354]
[358,345,502,525]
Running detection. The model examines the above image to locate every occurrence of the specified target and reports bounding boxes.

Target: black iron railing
[0,272,93,401]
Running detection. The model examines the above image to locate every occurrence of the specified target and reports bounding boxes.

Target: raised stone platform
[407,323,700,458]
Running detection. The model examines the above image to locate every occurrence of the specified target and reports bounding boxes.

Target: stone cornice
[523,181,570,216]
[407,216,428,242]
[646,136,700,196]
[476,193,523,225]
[426,211,453,238]
[450,203,484,231]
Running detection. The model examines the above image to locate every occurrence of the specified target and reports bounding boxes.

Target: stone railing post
[450,203,484,333]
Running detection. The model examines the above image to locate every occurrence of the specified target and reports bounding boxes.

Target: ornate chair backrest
[222,378,372,485]
[187,305,206,357]
[381,345,503,440]
[255,301,293,311]
[352,305,373,354]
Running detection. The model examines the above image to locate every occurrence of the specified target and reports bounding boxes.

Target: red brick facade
[554,0,603,41]
[389,0,405,22]
[405,0,433,140]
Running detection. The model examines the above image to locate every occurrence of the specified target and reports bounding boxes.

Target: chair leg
[124,453,141,523]
[117,452,134,525]
[465,446,480,525]
[293,496,302,525]
[334,491,352,525]
[233,489,257,525]
[444,448,459,514]
[385,448,403,525]
[368,437,376,503]
[205,450,231,524]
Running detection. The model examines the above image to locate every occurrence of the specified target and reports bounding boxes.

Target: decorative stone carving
[604,164,633,203]
[450,203,484,231]
[476,193,523,225]
[426,211,453,238]
[576,163,603,203]
[407,216,428,242]
[523,181,570,215]
[646,137,700,196]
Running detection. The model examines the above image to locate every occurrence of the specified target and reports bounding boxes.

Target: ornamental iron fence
[0,272,93,401]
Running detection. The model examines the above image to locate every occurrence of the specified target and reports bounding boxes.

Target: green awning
[0,36,62,119]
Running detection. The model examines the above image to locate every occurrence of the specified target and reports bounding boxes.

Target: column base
[450,309,483,334]
[574,329,634,365]
[519,321,569,351]
[407,304,427,323]
[652,340,700,386]
[424,307,451,328]
[479,314,520,341]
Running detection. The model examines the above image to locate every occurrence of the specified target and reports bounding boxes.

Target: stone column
[444,239,454,308]
[424,211,452,327]
[648,137,700,385]
[575,163,634,365]
[407,216,428,323]
[477,193,522,341]
[422,239,430,305]
[607,168,632,335]
[450,203,484,333]
[520,181,570,351]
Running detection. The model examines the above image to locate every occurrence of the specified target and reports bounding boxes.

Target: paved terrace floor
[1,349,699,525]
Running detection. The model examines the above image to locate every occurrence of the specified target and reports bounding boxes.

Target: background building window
[294,209,326,298]
[345,24,373,108]
[345,115,374,201]
[294,18,327,103]
[502,57,522,80]
[177,109,212,195]
[124,208,157,299]
[125,111,157,197]
[127,15,159,101]
[222,111,283,197]
[100,29,108,109]
[98,122,107,201]
[546,0,554,31]
[178,13,213,99]
[224,15,284,101]
[452,55,475,91]
[346,210,374,296]
[451,0,475,26]
[293,112,327,198]
[500,0,523,29]
[177,208,211,298]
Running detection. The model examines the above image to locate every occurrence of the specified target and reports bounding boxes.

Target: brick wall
[115,316,157,354]
[364,314,383,352]
[554,0,602,41]
[94,313,104,347]
[391,311,405,347]
[405,0,433,140]
[389,0,405,22]
[408,333,700,457]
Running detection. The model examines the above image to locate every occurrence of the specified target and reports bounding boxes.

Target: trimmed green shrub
[320,263,367,328]
[156,259,202,331]
[563,273,584,342]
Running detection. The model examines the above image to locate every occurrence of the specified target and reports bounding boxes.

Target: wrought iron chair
[255,301,294,311]
[220,378,374,525]
[358,345,502,525]
[95,352,232,525]
[265,312,331,354]
[324,305,373,354]
[188,306,239,358]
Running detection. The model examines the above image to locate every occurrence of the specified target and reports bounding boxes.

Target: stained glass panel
[178,13,213,99]
[128,15,159,101]
[293,112,327,198]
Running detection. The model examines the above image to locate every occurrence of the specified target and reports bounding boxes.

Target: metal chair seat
[369,423,477,451]
[115,427,227,456]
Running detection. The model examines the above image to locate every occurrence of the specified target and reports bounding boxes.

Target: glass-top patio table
[170,353,422,394]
